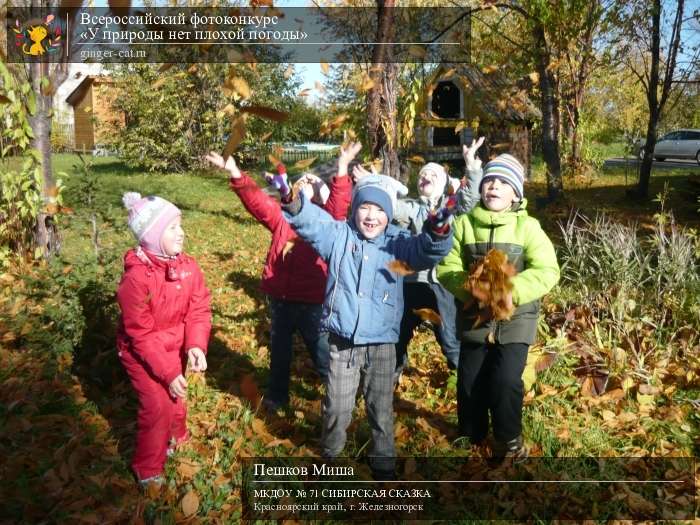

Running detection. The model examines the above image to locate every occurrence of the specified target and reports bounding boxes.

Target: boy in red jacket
[205,144,358,411]
[117,193,211,487]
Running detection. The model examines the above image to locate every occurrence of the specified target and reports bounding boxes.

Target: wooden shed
[65,76,124,152]
[409,64,541,176]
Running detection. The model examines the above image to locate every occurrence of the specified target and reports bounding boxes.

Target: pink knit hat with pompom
[122,192,181,257]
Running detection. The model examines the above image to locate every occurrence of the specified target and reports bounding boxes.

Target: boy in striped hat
[436,153,560,462]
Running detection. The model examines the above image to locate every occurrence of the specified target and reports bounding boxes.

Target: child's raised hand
[169,374,188,399]
[428,194,459,232]
[351,164,373,184]
[462,137,485,172]
[205,151,241,179]
[265,163,291,197]
[338,141,362,175]
[187,347,208,372]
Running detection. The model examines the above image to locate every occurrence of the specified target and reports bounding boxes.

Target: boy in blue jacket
[281,173,453,479]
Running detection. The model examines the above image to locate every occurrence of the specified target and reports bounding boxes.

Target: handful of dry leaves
[464,248,517,328]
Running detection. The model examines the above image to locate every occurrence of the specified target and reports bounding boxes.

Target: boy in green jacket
[436,153,559,460]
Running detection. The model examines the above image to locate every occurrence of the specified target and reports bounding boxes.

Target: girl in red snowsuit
[117,192,211,485]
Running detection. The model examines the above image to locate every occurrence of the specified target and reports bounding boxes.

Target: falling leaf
[528,72,539,83]
[314,81,326,94]
[407,45,426,58]
[360,75,375,92]
[151,77,168,89]
[320,61,329,75]
[413,308,442,327]
[231,77,251,99]
[293,157,317,170]
[407,155,425,164]
[387,260,415,275]
[222,114,246,160]
[181,490,199,517]
[158,63,174,73]
[187,64,198,75]
[260,131,273,142]
[454,121,466,134]
[83,106,92,113]
[482,64,499,74]
[240,105,289,122]
[298,88,311,97]
[217,103,236,119]
[330,114,348,128]
[284,64,294,79]
[441,67,456,79]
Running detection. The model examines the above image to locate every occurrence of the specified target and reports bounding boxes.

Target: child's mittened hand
[462,136,485,171]
[205,151,241,179]
[429,195,458,230]
[187,347,207,372]
[267,163,291,196]
[169,374,188,399]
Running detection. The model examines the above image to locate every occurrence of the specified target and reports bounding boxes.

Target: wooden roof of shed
[430,64,541,123]
[65,75,116,106]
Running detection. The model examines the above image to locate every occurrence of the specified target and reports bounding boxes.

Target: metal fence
[245,145,340,165]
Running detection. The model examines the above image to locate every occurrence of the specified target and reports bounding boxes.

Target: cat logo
[13,14,62,56]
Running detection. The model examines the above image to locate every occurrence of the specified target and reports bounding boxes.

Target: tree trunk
[28,60,66,257]
[534,26,564,201]
[636,0,661,198]
[366,0,400,180]
[636,0,684,198]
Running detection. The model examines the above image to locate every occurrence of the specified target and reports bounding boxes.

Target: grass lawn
[1,153,698,522]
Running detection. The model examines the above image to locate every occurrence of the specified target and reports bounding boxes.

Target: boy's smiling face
[481,178,517,212]
[354,202,388,239]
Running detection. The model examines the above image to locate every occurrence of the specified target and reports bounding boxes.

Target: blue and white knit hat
[479,154,525,200]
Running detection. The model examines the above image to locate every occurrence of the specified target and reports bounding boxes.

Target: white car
[637,129,700,164]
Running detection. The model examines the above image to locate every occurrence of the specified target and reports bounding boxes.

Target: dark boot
[492,435,528,463]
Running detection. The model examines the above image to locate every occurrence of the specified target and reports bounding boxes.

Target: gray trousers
[321,334,396,473]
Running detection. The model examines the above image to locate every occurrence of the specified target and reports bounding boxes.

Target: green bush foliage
[110,63,326,173]
[0,62,43,264]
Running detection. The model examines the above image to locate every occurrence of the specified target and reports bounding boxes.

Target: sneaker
[491,435,528,464]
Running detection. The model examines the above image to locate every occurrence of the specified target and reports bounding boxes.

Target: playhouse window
[432,81,460,119]
[431,81,462,146]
